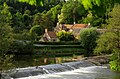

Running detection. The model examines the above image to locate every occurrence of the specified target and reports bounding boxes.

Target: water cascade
[2,60,95,79]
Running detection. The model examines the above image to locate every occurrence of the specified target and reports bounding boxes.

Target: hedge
[34,41,81,45]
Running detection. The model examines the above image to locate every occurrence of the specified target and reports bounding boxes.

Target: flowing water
[2,60,120,79]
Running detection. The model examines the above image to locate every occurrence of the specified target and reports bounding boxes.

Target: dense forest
[0,0,120,72]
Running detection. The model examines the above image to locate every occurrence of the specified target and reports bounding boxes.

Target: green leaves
[94,32,116,55]
[94,4,120,71]
[19,0,44,6]
[79,27,99,56]
[57,31,75,41]
[80,0,101,10]
[30,25,43,36]
[0,55,14,71]
[58,0,86,24]
[0,3,14,55]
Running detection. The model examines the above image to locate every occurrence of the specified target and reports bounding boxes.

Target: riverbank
[70,55,111,66]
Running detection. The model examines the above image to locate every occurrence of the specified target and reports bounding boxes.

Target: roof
[62,24,73,29]
[72,29,81,37]
[72,24,88,29]
[47,31,58,38]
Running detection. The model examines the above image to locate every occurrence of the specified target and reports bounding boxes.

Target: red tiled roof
[72,24,88,29]
[47,31,57,38]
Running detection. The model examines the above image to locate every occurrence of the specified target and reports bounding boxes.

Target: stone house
[39,29,59,42]
[54,23,91,39]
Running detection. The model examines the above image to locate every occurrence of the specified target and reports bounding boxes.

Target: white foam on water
[16,66,104,79]
[17,74,62,79]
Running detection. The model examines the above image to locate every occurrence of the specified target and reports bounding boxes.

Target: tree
[19,0,65,6]
[29,25,44,41]
[0,3,15,76]
[77,0,120,10]
[0,55,14,71]
[30,25,44,36]
[0,3,14,55]
[23,13,32,28]
[94,4,120,71]
[58,0,86,24]
[79,27,99,56]
[19,0,44,6]
[46,4,62,24]
[81,11,104,27]
[33,12,54,30]
[57,30,75,41]
[12,12,25,33]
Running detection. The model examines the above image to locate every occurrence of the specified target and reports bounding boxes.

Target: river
[18,66,120,79]
[3,60,120,79]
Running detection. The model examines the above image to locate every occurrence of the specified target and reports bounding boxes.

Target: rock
[82,55,110,66]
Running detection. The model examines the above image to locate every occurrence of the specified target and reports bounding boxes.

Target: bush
[57,31,75,41]
[10,40,34,55]
[80,27,99,56]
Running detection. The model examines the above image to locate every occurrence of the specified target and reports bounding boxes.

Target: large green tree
[0,3,14,55]
[46,4,62,25]
[33,12,54,30]
[94,4,120,71]
[78,0,120,10]
[12,12,25,33]
[58,0,86,24]
[0,3,15,75]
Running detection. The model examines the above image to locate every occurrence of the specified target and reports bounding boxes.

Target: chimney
[45,28,48,33]
[88,23,91,28]
[74,21,76,24]
[57,22,59,26]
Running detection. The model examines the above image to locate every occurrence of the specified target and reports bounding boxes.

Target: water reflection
[14,55,83,68]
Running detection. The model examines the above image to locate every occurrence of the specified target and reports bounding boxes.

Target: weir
[2,60,95,79]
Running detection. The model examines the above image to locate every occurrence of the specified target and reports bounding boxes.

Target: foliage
[0,55,14,71]
[12,12,25,33]
[30,25,43,37]
[34,41,81,45]
[78,0,120,10]
[19,0,44,6]
[23,14,32,28]
[14,30,32,40]
[79,0,101,10]
[33,12,54,30]
[79,27,99,56]
[0,3,15,76]
[29,25,43,41]
[94,4,120,71]
[19,0,65,7]
[58,0,86,24]
[57,30,75,41]
[81,11,104,27]
[46,4,62,24]
[0,3,14,55]
[11,40,34,55]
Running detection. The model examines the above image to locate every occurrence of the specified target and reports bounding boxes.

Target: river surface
[4,55,118,79]
[17,65,120,79]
